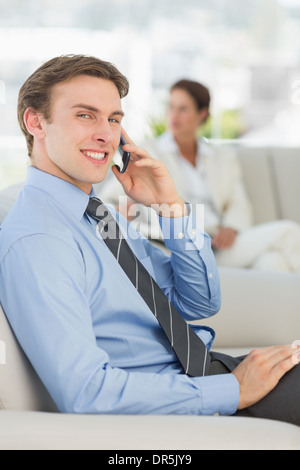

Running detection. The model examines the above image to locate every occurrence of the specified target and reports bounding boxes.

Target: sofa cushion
[0,411,299,450]
[0,304,57,411]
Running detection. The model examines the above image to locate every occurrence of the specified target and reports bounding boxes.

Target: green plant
[149,109,244,139]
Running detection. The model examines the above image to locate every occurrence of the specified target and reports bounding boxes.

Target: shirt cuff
[158,202,206,251]
[195,373,240,416]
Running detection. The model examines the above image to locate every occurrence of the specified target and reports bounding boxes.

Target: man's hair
[18,54,129,156]
[170,79,210,111]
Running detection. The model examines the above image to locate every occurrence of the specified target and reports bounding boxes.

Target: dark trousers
[209,351,300,426]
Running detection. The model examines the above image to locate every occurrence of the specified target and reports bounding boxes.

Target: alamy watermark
[95,197,205,250]
[0,340,6,365]
[0,80,5,105]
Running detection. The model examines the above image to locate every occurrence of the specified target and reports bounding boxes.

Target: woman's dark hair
[170,79,210,111]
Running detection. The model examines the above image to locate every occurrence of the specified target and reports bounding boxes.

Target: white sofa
[199,144,300,351]
[0,145,300,450]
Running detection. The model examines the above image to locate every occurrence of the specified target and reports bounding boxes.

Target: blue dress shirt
[0,167,239,415]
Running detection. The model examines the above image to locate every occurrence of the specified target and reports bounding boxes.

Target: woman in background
[101,79,300,273]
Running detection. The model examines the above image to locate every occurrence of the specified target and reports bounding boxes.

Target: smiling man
[18,61,126,192]
[0,55,299,424]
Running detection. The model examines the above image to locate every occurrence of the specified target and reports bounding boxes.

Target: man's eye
[108,118,119,124]
[78,113,91,119]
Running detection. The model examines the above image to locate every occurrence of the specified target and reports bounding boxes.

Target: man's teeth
[84,151,106,160]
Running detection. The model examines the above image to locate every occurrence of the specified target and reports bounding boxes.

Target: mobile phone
[115,135,130,173]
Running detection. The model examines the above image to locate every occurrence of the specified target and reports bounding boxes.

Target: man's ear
[23,108,46,140]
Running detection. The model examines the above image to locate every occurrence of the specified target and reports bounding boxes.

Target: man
[0,55,299,423]
[101,79,300,273]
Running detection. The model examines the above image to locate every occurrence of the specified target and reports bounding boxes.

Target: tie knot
[86,197,118,238]
[86,197,107,220]
[86,197,108,222]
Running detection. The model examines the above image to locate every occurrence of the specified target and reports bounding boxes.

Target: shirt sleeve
[138,203,222,321]
[0,233,238,416]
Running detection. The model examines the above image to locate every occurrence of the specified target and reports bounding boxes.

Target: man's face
[35,75,124,194]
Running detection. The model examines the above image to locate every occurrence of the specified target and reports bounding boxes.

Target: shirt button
[178,232,184,239]
[208,273,213,279]
[191,228,196,234]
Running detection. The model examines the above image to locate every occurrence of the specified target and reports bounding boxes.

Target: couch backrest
[271,147,300,223]
[237,146,279,225]
[236,145,300,225]
[0,303,57,411]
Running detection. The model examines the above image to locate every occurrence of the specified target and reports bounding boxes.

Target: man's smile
[80,149,109,164]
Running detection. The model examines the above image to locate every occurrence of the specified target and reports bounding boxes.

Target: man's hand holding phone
[112,129,187,218]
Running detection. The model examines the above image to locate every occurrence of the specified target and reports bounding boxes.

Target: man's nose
[92,120,113,144]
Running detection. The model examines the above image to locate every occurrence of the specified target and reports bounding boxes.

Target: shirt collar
[25,166,97,221]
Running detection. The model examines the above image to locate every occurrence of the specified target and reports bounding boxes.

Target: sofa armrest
[192,267,300,349]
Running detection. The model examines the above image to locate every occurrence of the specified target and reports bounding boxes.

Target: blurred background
[0,0,300,189]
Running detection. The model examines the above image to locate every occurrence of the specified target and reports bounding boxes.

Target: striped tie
[86,197,211,377]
